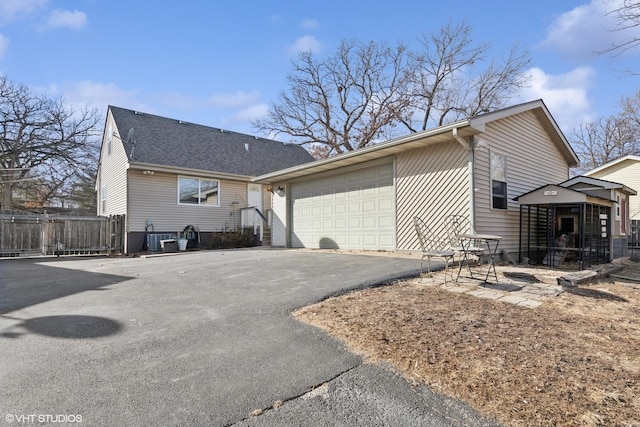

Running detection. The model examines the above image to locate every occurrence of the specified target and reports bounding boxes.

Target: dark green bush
[210,228,255,249]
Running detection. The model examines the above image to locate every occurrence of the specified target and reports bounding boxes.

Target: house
[584,155,640,248]
[254,99,580,261]
[561,175,636,257]
[96,106,314,253]
[514,176,636,267]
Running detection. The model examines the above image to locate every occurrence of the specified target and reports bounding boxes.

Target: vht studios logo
[5,414,83,423]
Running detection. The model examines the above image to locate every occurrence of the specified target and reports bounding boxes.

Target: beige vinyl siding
[396,140,470,251]
[262,186,271,213]
[127,170,247,232]
[474,111,570,254]
[97,111,129,216]
[588,160,640,220]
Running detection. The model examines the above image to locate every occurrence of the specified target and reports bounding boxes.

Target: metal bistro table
[456,233,502,284]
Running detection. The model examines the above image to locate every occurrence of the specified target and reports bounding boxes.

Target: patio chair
[413,217,455,282]
[444,215,485,277]
[443,214,485,255]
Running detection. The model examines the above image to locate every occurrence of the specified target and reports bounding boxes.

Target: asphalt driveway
[0,249,498,426]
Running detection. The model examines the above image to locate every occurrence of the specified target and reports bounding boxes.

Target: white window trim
[615,194,621,220]
[490,151,508,210]
[619,195,626,235]
[107,124,113,156]
[101,184,107,214]
[177,176,221,207]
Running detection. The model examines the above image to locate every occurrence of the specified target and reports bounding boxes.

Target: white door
[247,183,262,212]
[291,162,395,250]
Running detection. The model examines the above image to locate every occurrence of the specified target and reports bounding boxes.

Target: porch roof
[559,175,637,196]
[514,184,614,207]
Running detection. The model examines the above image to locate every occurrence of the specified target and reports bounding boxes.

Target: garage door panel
[348,235,362,245]
[291,162,395,250]
[363,217,376,228]
[379,198,393,211]
[348,202,361,213]
[380,215,394,228]
[363,200,376,212]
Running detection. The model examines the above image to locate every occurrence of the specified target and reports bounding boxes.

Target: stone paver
[498,294,530,305]
[415,264,569,308]
[466,288,504,300]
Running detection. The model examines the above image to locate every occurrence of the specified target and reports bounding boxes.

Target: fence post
[41,212,48,256]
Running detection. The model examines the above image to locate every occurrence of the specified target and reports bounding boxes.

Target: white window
[178,177,219,206]
[616,195,621,219]
[101,184,107,214]
[490,151,507,210]
[620,195,627,234]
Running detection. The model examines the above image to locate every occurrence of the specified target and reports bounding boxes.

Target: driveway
[0,249,498,426]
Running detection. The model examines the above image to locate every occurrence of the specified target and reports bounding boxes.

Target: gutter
[452,127,477,228]
[254,119,472,183]
[128,161,254,182]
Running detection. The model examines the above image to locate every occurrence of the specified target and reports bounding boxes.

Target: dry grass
[295,263,640,426]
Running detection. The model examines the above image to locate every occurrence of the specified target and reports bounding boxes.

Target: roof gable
[560,175,637,196]
[514,184,589,205]
[254,99,577,182]
[470,99,579,167]
[108,106,314,177]
[584,155,640,176]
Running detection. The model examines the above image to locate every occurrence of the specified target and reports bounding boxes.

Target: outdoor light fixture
[474,140,489,151]
[275,185,285,197]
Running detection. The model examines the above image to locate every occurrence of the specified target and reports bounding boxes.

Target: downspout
[453,127,476,228]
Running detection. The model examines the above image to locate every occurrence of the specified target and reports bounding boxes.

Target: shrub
[210,228,255,249]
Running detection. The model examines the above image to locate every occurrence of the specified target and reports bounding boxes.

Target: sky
[1,0,640,141]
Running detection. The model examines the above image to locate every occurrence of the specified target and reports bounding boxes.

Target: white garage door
[291,162,395,250]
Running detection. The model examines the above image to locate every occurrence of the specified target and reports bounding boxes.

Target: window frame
[107,124,113,156]
[177,176,220,207]
[621,196,627,235]
[490,151,508,210]
[100,184,107,214]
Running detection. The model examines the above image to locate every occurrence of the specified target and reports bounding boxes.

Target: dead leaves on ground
[295,281,640,426]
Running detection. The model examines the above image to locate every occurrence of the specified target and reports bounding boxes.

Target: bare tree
[619,88,640,135]
[405,21,530,131]
[570,115,637,172]
[254,22,530,156]
[0,76,100,210]
[253,40,413,156]
[606,0,640,54]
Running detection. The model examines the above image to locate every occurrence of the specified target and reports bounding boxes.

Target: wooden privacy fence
[0,212,124,257]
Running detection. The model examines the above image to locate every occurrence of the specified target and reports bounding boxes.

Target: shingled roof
[109,106,314,177]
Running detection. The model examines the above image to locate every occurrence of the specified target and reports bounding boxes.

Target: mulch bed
[295,262,640,426]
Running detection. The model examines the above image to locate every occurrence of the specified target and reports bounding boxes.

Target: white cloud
[232,103,269,122]
[539,0,640,60]
[300,19,319,30]
[0,34,9,59]
[0,0,47,24]
[288,35,322,55]
[207,91,261,109]
[516,66,596,132]
[41,9,87,30]
[49,80,146,114]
